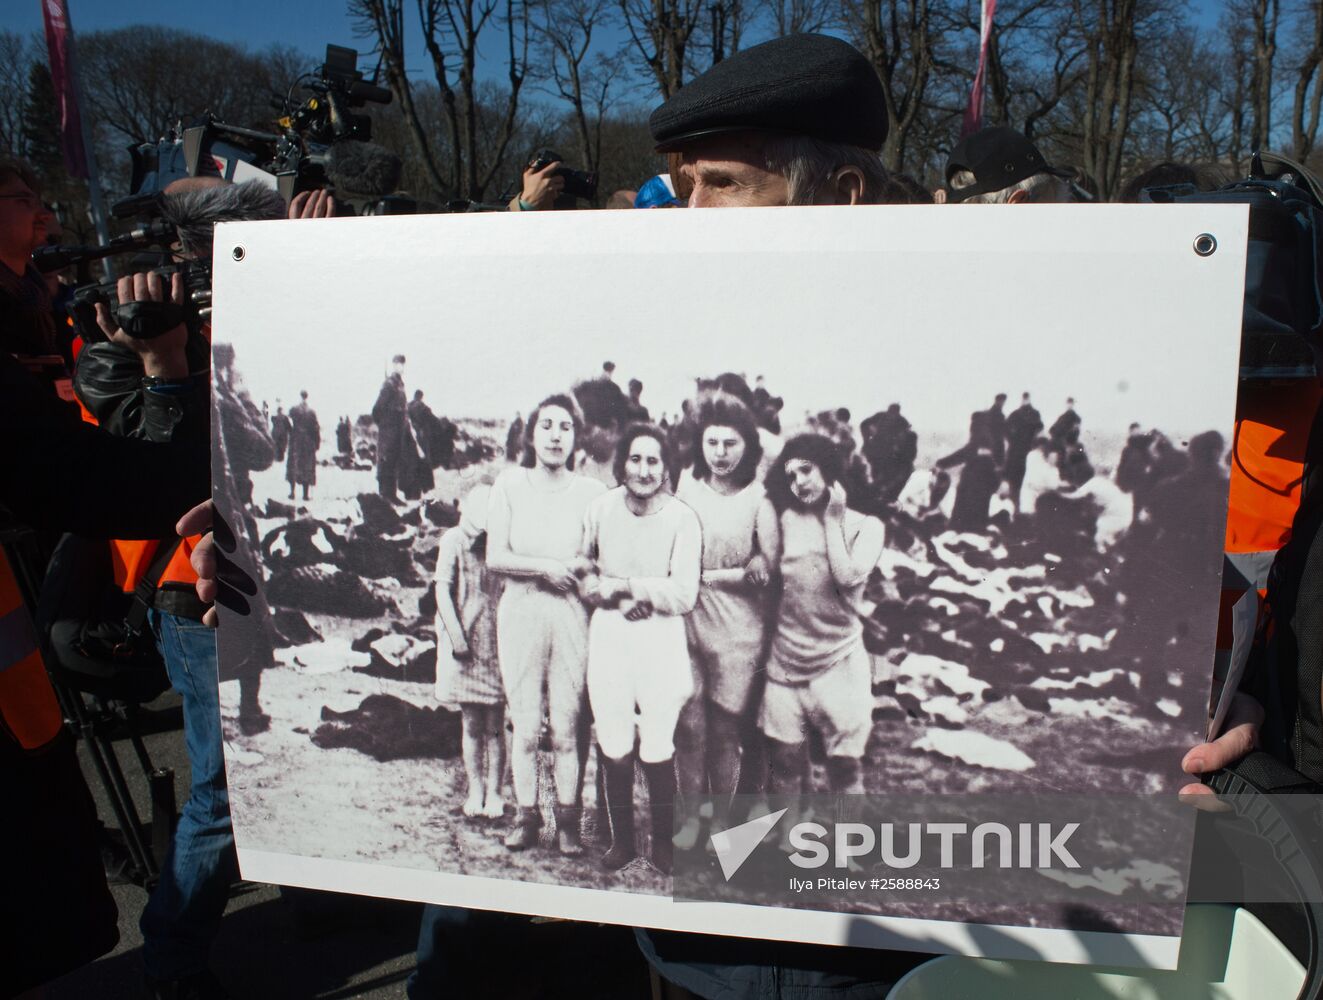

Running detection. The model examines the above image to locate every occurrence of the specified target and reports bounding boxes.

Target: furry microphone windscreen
[160,181,287,260]
[325,140,403,198]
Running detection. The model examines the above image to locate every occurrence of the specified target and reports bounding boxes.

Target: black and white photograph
[209,204,1246,966]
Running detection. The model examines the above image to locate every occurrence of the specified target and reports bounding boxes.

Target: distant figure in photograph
[270,403,291,461]
[286,390,320,502]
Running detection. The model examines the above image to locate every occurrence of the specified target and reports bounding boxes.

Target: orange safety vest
[71,376,201,595]
[110,536,201,594]
[0,549,64,751]
[1219,379,1323,650]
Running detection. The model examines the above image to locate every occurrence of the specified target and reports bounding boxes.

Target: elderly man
[943,125,1077,204]
[651,33,890,209]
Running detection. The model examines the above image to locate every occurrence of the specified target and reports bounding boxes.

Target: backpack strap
[123,537,185,639]
[1253,150,1323,209]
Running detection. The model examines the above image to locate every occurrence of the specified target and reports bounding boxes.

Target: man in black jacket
[2,268,208,998]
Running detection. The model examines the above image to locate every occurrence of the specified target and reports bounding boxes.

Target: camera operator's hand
[94,270,189,379]
[510,160,564,211]
[289,189,337,220]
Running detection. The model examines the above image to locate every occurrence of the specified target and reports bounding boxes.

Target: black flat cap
[649,34,888,153]
[944,126,1072,202]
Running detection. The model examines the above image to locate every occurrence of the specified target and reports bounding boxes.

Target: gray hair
[948,168,1075,205]
[762,135,891,206]
[160,180,288,259]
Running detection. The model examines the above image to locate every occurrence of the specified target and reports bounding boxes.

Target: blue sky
[5,0,1227,90]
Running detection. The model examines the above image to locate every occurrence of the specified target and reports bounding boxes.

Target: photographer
[72,175,284,1000]
[2,161,208,998]
[508,156,565,212]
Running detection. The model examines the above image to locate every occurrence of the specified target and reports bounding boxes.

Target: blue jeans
[408,905,530,998]
[140,609,238,979]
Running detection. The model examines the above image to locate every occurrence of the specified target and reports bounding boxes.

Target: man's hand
[1179,691,1264,799]
[95,270,189,378]
[288,189,337,219]
[512,160,564,211]
[179,500,219,627]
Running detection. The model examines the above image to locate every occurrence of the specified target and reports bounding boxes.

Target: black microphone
[33,220,179,272]
[324,140,403,198]
[158,181,288,260]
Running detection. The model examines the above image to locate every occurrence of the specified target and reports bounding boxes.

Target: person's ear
[1007,188,1029,205]
[829,166,867,205]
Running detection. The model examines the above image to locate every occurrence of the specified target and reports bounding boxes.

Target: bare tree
[617,0,704,98]
[78,28,302,144]
[352,0,531,201]
[1245,0,1280,152]
[766,0,838,35]
[846,0,938,171]
[532,0,621,171]
[0,31,35,155]
[1075,0,1141,201]
[703,0,751,64]
[1291,0,1323,160]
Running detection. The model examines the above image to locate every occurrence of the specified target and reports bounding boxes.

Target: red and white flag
[40,0,89,179]
[961,0,997,139]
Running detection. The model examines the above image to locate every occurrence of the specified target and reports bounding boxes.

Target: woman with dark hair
[581,423,702,873]
[486,393,605,853]
[673,394,778,849]
[761,434,885,797]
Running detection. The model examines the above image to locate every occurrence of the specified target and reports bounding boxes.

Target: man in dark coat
[861,403,916,504]
[1049,397,1082,452]
[1003,392,1043,501]
[286,390,320,501]
[270,405,291,461]
[408,390,455,470]
[336,416,352,457]
[984,393,1008,465]
[373,355,412,502]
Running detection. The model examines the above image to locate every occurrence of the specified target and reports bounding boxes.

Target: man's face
[622,434,666,499]
[0,176,52,261]
[676,133,790,209]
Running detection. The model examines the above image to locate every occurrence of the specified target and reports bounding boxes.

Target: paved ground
[44,689,656,999]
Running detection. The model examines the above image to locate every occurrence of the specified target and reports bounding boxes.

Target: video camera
[117,45,397,215]
[34,225,211,344]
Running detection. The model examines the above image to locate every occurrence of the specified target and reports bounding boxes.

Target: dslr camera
[528,149,599,202]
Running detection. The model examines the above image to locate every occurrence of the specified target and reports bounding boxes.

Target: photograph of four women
[433,387,884,877]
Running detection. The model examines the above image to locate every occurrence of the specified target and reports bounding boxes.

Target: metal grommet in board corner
[1193,234,1217,257]
[232,246,246,261]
